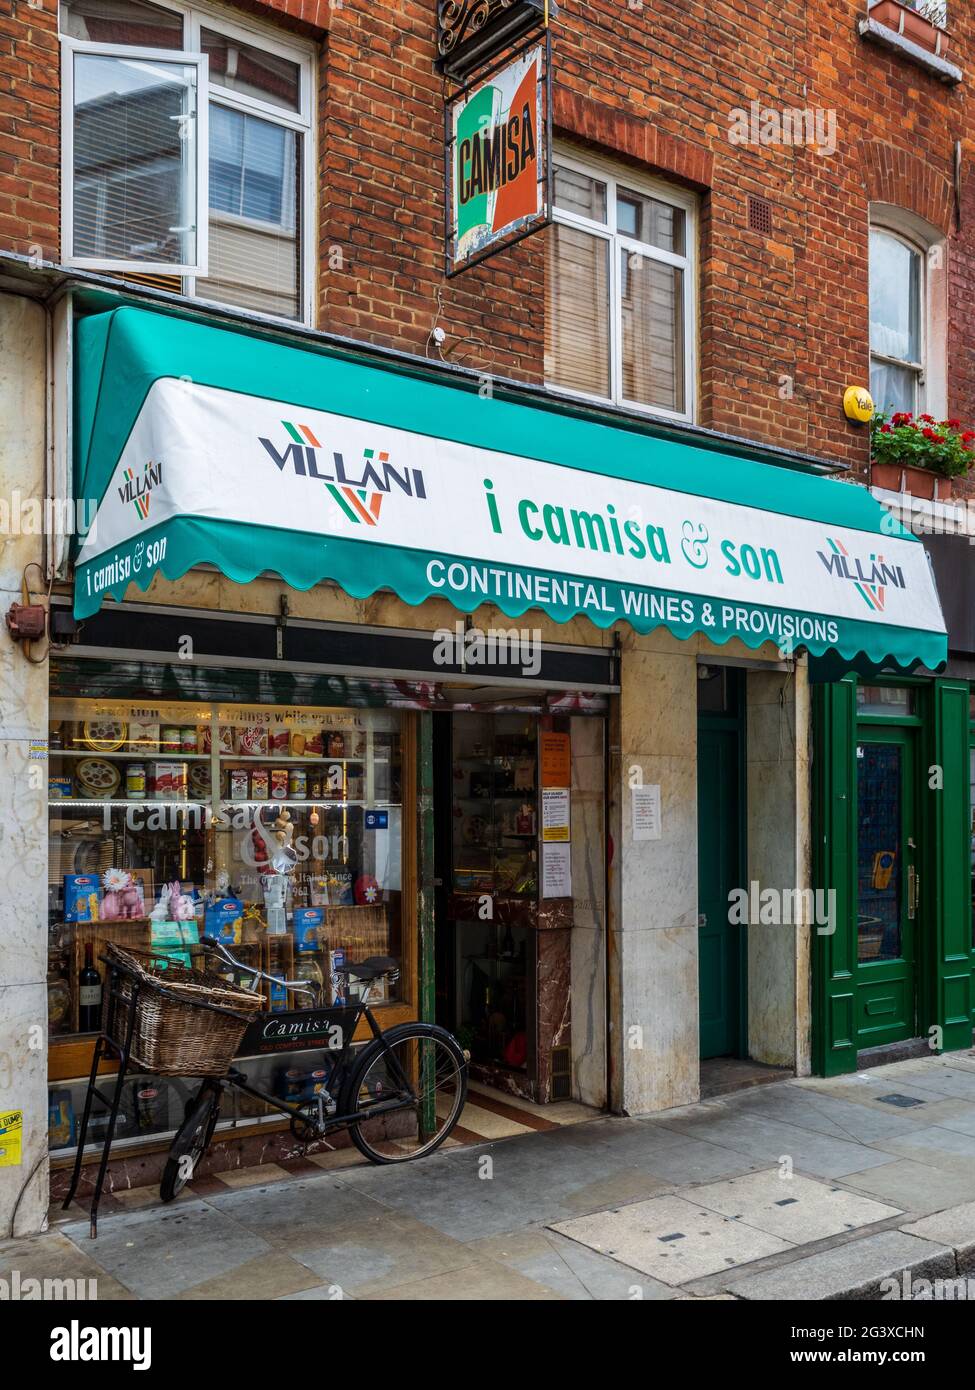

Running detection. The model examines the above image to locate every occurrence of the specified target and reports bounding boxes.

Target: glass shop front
[46,650,609,1163]
[46,664,409,1157]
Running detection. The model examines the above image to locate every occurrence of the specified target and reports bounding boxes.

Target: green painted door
[854,729,918,1047]
[698,723,744,1059]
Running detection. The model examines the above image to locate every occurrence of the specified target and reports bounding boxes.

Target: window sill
[858,11,962,84]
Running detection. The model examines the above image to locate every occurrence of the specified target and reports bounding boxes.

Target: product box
[126,719,160,753]
[49,774,73,799]
[148,761,187,800]
[235,724,268,757]
[324,869,354,907]
[204,898,244,946]
[268,972,288,1011]
[48,1090,76,1149]
[292,907,324,953]
[63,874,100,922]
[227,767,250,801]
[199,723,234,756]
[268,728,290,756]
[150,920,200,970]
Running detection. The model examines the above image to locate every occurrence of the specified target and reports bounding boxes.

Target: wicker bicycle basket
[103,943,265,1077]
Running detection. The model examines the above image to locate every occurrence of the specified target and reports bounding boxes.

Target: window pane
[553,165,607,223]
[72,52,199,267]
[870,229,920,363]
[202,28,301,112]
[198,105,300,318]
[620,249,684,413]
[545,223,610,397]
[857,742,903,963]
[617,186,685,254]
[61,0,184,47]
[870,357,918,415]
[856,685,915,716]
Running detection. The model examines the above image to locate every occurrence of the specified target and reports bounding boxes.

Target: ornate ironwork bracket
[437,0,554,79]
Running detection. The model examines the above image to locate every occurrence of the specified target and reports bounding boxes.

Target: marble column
[0,293,51,1235]
[745,662,812,1072]
[609,633,700,1115]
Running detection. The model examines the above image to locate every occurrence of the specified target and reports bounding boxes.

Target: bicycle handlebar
[198,935,316,998]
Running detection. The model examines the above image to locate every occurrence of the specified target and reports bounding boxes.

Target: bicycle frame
[221,995,423,1136]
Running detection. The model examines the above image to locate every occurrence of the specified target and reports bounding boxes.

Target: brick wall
[4,0,974,483]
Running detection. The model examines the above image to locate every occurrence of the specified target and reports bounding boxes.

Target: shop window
[47,691,405,1153]
[856,684,915,717]
[60,0,314,323]
[545,149,695,421]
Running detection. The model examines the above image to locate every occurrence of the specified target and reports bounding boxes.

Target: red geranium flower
[891,412,912,426]
[919,413,936,424]
[948,419,962,428]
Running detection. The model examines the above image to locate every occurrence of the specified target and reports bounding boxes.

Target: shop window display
[47,694,403,1152]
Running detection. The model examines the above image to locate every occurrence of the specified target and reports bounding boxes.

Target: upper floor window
[545,150,696,421]
[869,228,923,415]
[61,0,314,324]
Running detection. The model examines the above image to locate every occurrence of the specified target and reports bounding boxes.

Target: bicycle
[159,938,469,1201]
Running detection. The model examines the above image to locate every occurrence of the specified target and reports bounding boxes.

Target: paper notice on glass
[541,787,570,842]
[541,842,572,899]
[631,784,661,841]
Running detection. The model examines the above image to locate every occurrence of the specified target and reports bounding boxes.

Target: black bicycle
[159,938,468,1202]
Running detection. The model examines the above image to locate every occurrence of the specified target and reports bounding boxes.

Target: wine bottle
[78,942,102,1032]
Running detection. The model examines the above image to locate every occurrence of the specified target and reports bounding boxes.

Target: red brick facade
[3,0,973,483]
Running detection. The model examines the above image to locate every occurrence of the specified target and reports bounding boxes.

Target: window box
[868,1,952,60]
[870,461,950,499]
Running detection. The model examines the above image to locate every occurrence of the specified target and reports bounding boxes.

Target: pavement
[10,1053,975,1300]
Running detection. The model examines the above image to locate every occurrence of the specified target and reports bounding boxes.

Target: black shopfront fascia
[49,597,620,698]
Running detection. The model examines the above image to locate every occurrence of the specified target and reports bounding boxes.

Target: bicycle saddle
[341,956,399,979]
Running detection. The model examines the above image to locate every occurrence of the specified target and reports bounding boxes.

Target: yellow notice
[0,1110,23,1166]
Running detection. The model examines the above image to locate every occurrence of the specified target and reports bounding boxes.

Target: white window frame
[869,207,947,420]
[546,145,697,424]
[61,36,209,276]
[60,0,316,325]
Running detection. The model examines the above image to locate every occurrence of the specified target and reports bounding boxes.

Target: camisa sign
[448,46,547,273]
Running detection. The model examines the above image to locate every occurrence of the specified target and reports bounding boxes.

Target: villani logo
[118,461,162,520]
[259,420,427,526]
[817,536,906,612]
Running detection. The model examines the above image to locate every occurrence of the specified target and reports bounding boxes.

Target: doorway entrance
[697,667,746,1061]
[854,729,919,1049]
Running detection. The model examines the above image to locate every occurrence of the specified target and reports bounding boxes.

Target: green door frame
[698,670,748,1060]
[813,675,972,1076]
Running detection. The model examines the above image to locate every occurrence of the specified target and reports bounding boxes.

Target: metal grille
[551,1045,572,1101]
[747,195,773,235]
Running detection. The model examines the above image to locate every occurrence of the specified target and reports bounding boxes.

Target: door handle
[698,913,707,928]
[908,865,918,920]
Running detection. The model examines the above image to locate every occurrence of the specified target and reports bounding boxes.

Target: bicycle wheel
[160,1083,221,1201]
[343,1023,468,1164]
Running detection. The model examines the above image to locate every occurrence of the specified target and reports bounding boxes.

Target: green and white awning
[73,306,947,673]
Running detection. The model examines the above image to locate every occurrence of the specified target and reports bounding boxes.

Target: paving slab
[204,1175,389,1246]
[0,1230,135,1301]
[686,1169,902,1243]
[728,1083,941,1144]
[901,1200,975,1273]
[364,1259,564,1300]
[175,1249,323,1300]
[871,1125,975,1176]
[656,1109,893,1179]
[837,1158,975,1215]
[467,1226,676,1300]
[725,1229,955,1301]
[60,1200,273,1300]
[290,1211,478,1297]
[550,1193,793,1286]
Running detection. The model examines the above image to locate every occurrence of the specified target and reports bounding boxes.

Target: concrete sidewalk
[9,1053,975,1300]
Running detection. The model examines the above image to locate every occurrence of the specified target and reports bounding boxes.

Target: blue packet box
[204,898,244,945]
[292,907,324,953]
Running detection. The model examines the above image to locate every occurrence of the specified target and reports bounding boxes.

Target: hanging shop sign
[445,41,551,275]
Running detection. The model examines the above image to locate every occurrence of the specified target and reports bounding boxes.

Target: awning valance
[73,306,946,673]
